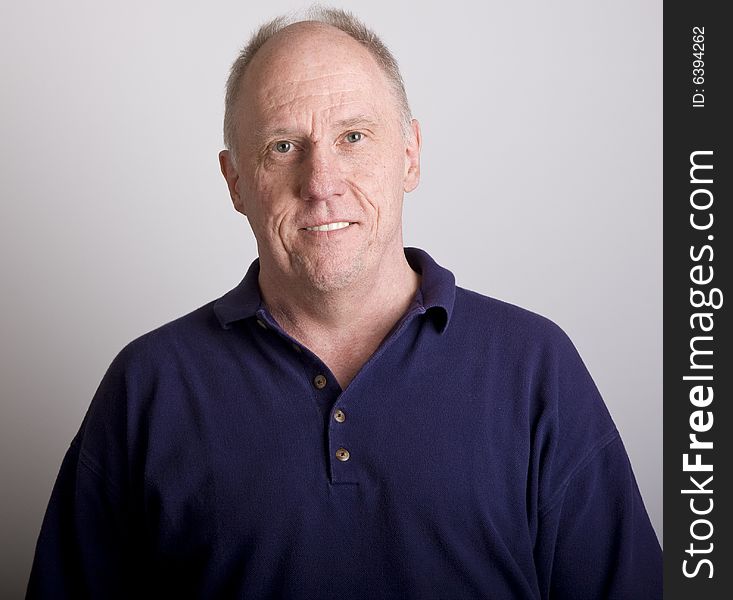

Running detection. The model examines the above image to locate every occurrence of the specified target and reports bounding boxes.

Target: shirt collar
[213,246,455,333]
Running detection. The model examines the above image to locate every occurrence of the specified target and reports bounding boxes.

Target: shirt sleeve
[533,432,662,599]
[26,350,146,599]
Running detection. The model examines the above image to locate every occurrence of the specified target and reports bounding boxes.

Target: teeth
[305,222,351,232]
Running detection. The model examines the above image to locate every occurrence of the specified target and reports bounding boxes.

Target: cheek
[245,168,283,220]
[372,157,406,210]
[346,151,401,198]
[245,170,301,240]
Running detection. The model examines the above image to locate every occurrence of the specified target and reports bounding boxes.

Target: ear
[403,118,422,193]
[219,150,246,215]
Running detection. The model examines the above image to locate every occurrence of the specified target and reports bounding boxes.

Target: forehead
[239,23,396,132]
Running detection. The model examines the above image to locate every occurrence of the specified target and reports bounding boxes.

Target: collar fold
[213,247,455,333]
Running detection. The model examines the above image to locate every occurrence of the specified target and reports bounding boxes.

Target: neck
[260,247,419,333]
[257,247,420,387]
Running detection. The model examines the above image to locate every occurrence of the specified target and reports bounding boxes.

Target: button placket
[305,362,357,482]
[329,402,359,481]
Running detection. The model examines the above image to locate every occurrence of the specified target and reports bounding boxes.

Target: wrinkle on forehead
[251,59,384,101]
[236,22,399,148]
[267,71,368,86]
[262,85,367,111]
[249,77,386,139]
[259,85,365,111]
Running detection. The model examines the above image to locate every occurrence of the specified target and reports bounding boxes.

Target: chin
[296,252,366,293]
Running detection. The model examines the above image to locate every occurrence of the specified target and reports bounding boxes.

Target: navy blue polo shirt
[27,248,661,599]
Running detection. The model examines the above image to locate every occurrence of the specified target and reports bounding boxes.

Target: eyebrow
[254,115,380,141]
[333,115,380,131]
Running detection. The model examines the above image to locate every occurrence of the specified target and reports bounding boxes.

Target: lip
[299,221,357,231]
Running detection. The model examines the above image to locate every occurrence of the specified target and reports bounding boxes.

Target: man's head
[219,7,421,294]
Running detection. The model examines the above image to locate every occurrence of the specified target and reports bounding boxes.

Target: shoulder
[449,285,612,430]
[105,300,225,384]
[82,300,229,440]
[451,286,577,359]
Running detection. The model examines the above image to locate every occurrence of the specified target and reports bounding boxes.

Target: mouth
[301,221,354,232]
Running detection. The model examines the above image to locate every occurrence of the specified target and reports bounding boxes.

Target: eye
[273,141,292,153]
[345,131,363,143]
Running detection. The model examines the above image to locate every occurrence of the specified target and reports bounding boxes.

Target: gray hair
[223,5,412,158]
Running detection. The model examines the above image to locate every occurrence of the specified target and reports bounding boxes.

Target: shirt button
[313,374,327,389]
[333,409,346,423]
[335,448,350,461]
[256,319,267,330]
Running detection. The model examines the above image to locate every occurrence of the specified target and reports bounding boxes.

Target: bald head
[245,21,385,92]
[223,8,411,159]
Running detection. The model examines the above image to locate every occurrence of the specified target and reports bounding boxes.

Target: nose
[299,144,347,202]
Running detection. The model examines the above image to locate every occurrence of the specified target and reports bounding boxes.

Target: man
[28,7,662,599]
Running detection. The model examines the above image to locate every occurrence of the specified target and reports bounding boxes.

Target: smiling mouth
[302,221,353,232]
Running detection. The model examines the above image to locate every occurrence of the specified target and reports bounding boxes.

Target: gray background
[0,0,661,595]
